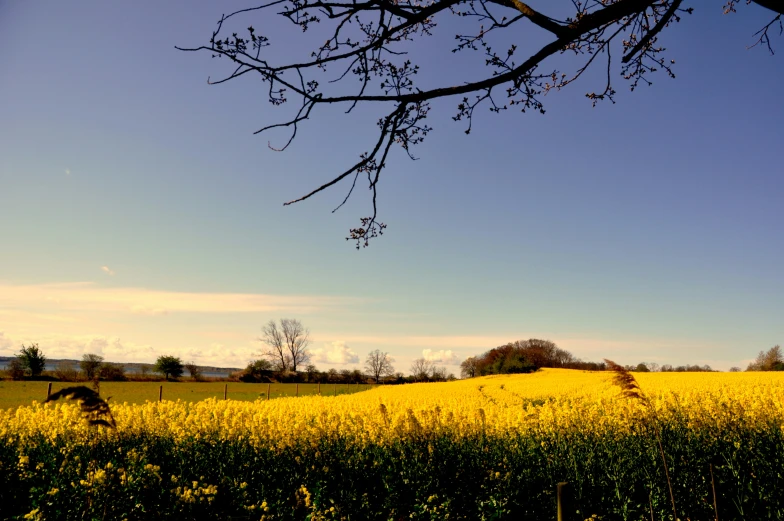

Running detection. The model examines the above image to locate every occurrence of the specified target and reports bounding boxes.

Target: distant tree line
[237,350,454,384]
[5,340,782,384]
[457,339,783,377]
[2,347,198,382]
[237,361,370,384]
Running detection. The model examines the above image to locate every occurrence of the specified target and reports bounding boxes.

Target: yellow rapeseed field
[3,369,783,447]
[5,369,784,520]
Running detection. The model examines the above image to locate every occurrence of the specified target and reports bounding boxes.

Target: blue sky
[1,1,781,372]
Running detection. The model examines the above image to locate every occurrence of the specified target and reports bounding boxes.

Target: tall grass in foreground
[605,360,677,521]
[2,369,784,520]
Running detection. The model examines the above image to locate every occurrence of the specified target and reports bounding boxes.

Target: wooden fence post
[267,383,271,401]
[710,463,719,521]
[557,482,576,521]
[159,385,163,402]
[46,382,52,400]
[224,384,228,400]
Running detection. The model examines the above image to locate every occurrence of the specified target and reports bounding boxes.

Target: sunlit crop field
[2,369,784,520]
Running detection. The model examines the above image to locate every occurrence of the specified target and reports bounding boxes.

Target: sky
[0,1,782,373]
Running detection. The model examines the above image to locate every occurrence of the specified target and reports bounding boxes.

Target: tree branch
[186,0,775,246]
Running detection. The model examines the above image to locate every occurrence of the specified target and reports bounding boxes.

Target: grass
[0,380,373,410]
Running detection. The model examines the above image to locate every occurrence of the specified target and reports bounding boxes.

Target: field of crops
[0,381,370,410]
[2,369,784,520]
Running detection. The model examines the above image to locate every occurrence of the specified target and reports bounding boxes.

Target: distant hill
[0,356,241,376]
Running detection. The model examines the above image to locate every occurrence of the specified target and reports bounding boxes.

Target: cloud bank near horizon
[0,281,363,316]
[0,282,752,371]
[311,341,360,365]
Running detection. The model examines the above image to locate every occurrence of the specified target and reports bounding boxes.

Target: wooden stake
[159,385,163,402]
[710,463,719,521]
[224,384,228,400]
[557,482,575,521]
[46,382,52,399]
[267,383,271,400]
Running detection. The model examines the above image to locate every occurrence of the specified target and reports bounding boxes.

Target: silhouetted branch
[181,0,780,246]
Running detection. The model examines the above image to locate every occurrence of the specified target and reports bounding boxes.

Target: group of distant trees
[629,362,716,373]
[2,344,197,382]
[237,349,457,384]
[460,339,605,377]
[409,358,455,382]
[238,362,369,384]
[747,345,784,371]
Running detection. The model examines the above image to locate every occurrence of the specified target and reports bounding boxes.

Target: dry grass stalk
[604,359,650,405]
[604,360,677,521]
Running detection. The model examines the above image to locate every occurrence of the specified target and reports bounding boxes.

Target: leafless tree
[747,345,784,371]
[281,318,311,371]
[260,318,312,372]
[365,349,395,383]
[185,361,203,381]
[460,356,479,378]
[260,319,288,370]
[181,1,782,247]
[410,357,435,381]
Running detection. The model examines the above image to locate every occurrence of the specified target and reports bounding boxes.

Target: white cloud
[0,331,15,352]
[6,334,156,362]
[65,168,71,176]
[84,337,108,356]
[422,349,460,364]
[101,266,115,276]
[311,341,359,365]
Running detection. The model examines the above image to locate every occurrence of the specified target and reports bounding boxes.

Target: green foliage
[54,361,80,382]
[7,358,25,380]
[155,356,184,381]
[240,359,273,383]
[0,382,373,410]
[16,343,46,378]
[2,422,784,520]
[98,363,127,381]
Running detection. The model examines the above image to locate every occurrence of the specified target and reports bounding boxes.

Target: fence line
[43,382,373,403]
